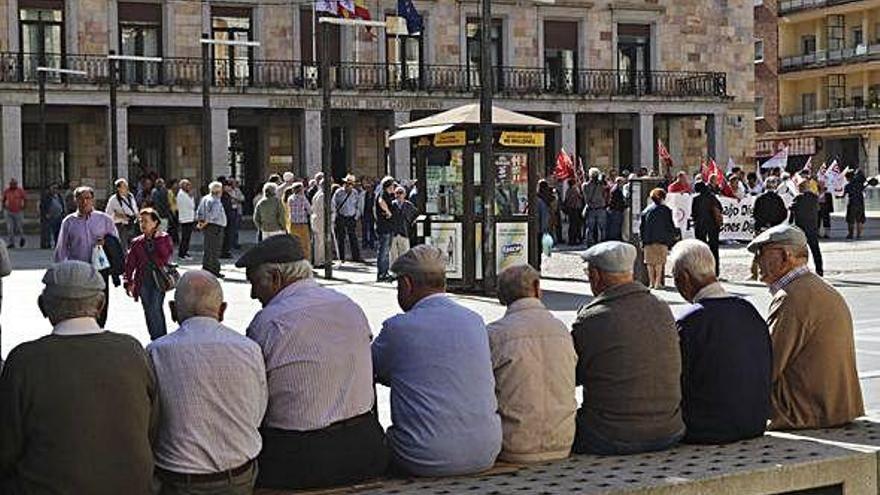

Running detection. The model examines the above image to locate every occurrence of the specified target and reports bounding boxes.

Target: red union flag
[657,139,672,165]
[553,149,574,181]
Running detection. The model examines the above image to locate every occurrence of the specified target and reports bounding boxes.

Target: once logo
[502,243,523,255]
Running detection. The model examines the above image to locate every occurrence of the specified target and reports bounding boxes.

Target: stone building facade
[0,0,752,212]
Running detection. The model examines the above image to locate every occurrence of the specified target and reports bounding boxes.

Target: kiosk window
[494,152,528,215]
[425,148,464,215]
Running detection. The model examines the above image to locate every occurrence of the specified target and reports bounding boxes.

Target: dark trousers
[221,210,236,256]
[168,213,180,245]
[606,210,624,241]
[805,231,824,276]
[567,211,583,245]
[202,224,224,277]
[140,272,167,340]
[574,416,684,455]
[334,215,361,261]
[40,217,50,248]
[179,222,194,258]
[256,412,388,491]
[156,463,256,495]
[694,225,720,276]
[98,269,110,328]
[362,213,376,249]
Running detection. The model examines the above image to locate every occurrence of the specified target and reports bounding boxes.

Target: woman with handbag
[124,208,174,341]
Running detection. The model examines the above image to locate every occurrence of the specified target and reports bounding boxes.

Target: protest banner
[666,193,756,241]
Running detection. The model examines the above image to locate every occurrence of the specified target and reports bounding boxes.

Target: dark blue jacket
[676,296,772,444]
[639,203,677,247]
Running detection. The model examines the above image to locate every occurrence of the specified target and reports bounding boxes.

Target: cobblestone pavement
[3,232,880,423]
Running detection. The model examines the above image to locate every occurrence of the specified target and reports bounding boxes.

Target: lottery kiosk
[390,104,558,292]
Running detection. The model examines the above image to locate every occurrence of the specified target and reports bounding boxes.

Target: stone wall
[69,118,109,197]
[265,117,299,177]
[77,0,109,55]
[169,1,203,59]
[260,5,293,62]
[352,113,387,180]
[166,125,201,185]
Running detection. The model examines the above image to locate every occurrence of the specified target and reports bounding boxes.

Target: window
[119,3,161,85]
[802,93,817,113]
[212,8,252,86]
[617,24,651,94]
[826,74,846,109]
[544,20,577,93]
[19,4,63,82]
[386,15,422,89]
[755,96,765,119]
[826,15,845,52]
[22,123,67,189]
[852,27,864,48]
[754,39,764,63]
[801,35,816,55]
[466,17,503,89]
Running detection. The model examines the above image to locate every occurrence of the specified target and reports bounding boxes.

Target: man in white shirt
[148,270,267,494]
[104,178,139,250]
[176,179,196,260]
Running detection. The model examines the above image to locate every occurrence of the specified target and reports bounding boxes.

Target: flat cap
[580,241,636,273]
[747,224,807,254]
[391,244,447,275]
[42,260,106,299]
[235,234,306,268]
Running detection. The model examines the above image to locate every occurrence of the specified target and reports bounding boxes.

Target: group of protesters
[0,216,862,494]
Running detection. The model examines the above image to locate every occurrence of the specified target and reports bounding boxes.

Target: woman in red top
[124,208,173,340]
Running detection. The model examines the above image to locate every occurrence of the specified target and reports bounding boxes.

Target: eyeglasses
[755,246,785,258]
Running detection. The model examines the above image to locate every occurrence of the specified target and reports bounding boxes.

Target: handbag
[146,241,180,292]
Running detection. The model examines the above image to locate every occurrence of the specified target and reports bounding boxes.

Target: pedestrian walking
[844,169,867,240]
[105,178,139,251]
[390,185,418,268]
[196,181,227,278]
[375,177,395,281]
[40,183,65,248]
[2,178,26,248]
[563,178,584,245]
[254,182,287,238]
[220,178,235,258]
[176,179,195,260]
[124,208,173,341]
[790,180,824,276]
[332,174,363,262]
[691,181,723,276]
[582,168,607,246]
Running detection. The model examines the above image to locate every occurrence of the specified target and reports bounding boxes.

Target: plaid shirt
[770,265,810,295]
[288,193,311,225]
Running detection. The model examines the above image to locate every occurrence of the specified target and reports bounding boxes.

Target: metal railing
[778,0,863,15]
[0,53,728,99]
[780,43,880,72]
[780,105,880,130]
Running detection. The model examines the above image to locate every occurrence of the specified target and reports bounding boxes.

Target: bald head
[172,270,225,323]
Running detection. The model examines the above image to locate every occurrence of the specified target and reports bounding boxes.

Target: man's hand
[197,220,207,230]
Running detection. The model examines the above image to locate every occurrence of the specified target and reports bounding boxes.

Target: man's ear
[169,301,178,324]
[218,302,228,323]
[37,295,47,319]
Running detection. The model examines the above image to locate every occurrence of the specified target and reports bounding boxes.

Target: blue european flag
[397,0,423,35]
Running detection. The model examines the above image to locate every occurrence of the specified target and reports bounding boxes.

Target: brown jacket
[488,298,577,463]
[571,282,684,445]
[768,271,864,430]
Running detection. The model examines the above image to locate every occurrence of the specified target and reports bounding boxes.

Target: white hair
[670,239,716,282]
[209,181,223,192]
[252,260,314,286]
[262,182,278,197]
[174,270,223,321]
[588,167,601,179]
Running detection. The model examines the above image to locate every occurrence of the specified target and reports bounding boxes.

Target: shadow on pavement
[542,289,590,312]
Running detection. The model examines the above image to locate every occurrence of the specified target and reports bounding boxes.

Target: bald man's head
[171,270,226,323]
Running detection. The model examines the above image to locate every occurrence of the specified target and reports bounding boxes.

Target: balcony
[780,105,880,129]
[0,52,728,100]
[780,43,880,72]
[778,0,864,15]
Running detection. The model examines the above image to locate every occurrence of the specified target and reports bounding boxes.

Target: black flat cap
[235,234,305,268]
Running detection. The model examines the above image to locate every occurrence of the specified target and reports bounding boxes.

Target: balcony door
[19,5,63,82]
[386,15,422,89]
[544,20,577,93]
[617,24,651,95]
[212,8,252,86]
[119,2,161,85]
[466,18,502,89]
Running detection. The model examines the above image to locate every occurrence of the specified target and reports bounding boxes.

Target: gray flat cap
[392,244,447,274]
[747,224,807,254]
[42,260,106,299]
[580,241,637,273]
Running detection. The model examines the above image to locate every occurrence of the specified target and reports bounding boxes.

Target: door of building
[228,127,259,214]
[618,128,633,172]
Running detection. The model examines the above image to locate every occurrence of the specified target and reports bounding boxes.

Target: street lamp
[35,67,87,191]
[318,17,386,280]
[199,36,260,189]
[479,0,495,294]
[107,52,163,182]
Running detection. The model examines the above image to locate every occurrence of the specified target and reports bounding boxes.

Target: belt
[156,460,254,484]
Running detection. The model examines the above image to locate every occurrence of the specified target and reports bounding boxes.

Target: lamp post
[479,0,496,294]
[318,17,386,280]
[199,36,260,189]
[107,52,163,182]
[35,67,86,190]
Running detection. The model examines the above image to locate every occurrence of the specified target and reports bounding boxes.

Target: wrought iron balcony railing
[0,53,728,99]
[780,43,880,72]
[778,0,864,15]
[780,105,880,130]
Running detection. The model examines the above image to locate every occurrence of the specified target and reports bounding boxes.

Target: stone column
[559,112,576,157]
[392,111,411,180]
[707,113,727,165]
[668,117,684,172]
[636,112,654,172]
[112,106,129,181]
[210,107,229,179]
[1,105,22,186]
[301,109,322,177]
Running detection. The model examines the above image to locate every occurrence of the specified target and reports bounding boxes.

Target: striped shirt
[288,193,312,225]
[147,317,267,474]
[246,278,375,431]
[770,265,810,295]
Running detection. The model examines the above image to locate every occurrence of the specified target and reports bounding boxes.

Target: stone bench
[255,421,880,495]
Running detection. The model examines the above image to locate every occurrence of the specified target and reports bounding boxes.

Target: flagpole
[312,0,317,66]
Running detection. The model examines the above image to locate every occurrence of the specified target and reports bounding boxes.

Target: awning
[389,124,453,141]
[399,104,560,129]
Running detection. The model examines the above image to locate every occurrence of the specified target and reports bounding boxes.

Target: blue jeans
[141,272,167,341]
[584,209,607,247]
[377,232,393,278]
[605,210,624,241]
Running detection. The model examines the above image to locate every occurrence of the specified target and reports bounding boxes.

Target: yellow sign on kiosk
[434,131,467,147]
[499,131,545,148]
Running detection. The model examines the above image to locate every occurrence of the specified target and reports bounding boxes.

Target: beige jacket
[488,298,577,463]
[768,271,864,430]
